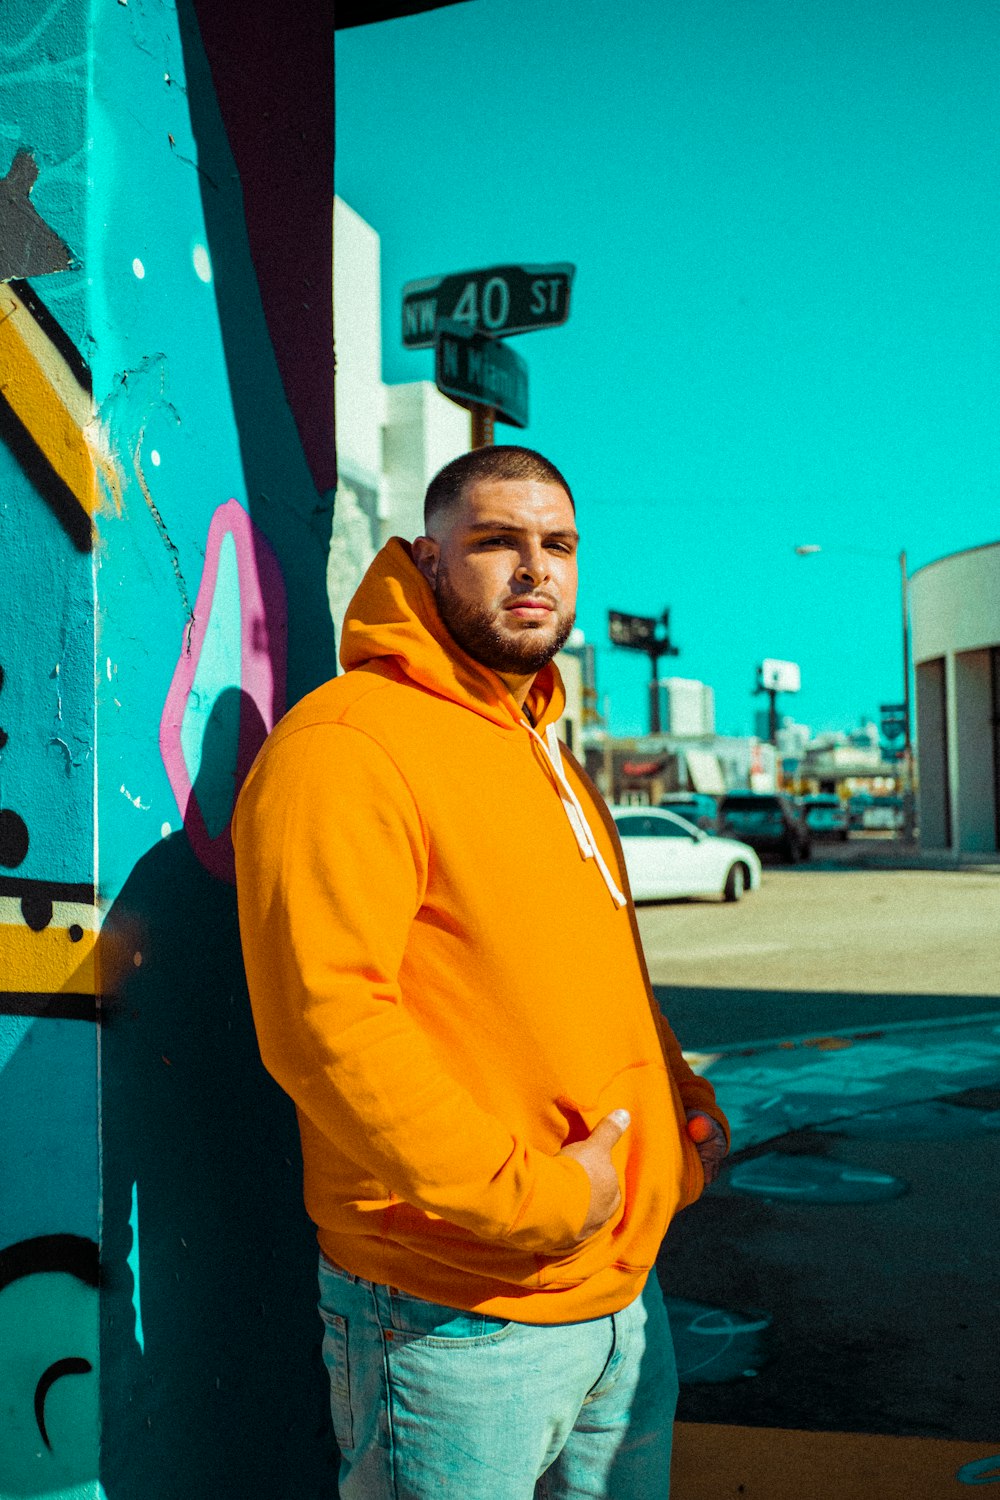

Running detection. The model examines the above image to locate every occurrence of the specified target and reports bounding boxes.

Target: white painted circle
[150,449,161,467]
[132,258,145,279]
[192,244,212,283]
[160,822,172,838]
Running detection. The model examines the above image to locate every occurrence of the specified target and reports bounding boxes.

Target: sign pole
[648,649,661,735]
[470,403,495,448]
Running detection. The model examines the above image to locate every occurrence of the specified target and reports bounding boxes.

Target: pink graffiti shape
[160,499,287,883]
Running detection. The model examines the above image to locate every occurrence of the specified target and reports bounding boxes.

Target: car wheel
[724,863,747,902]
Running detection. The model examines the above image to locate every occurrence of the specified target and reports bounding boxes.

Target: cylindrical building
[910,541,1000,853]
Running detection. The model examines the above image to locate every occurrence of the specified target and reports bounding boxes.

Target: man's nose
[515,547,549,584]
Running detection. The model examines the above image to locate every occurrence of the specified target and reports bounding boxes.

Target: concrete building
[910,541,1000,853]
[658,676,715,738]
[330,196,468,636]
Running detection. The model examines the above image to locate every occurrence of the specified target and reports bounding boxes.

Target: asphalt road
[639,857,1000,1049]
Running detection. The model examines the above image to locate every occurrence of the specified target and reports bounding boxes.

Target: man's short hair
[423,446,575,531]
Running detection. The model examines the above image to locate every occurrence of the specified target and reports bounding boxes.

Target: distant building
[331,197,467,638]
[658,677,715,738]
[910,540,1000,853]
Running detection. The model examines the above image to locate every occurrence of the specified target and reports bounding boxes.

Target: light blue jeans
[317,1254,678,1499]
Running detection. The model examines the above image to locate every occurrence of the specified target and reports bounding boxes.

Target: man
[232,445,728,1499]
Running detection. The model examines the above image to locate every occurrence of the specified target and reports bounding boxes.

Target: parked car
[847,793,903,831]
[656,792,719,832]
[862,795,904,831]
[717,791,812,863]
[801,794,850,841]
[611,806,761,902]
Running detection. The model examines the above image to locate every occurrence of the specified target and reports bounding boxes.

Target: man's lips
[504,597,555,617]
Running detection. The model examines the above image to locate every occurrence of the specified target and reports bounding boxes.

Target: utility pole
[899,548,916,844]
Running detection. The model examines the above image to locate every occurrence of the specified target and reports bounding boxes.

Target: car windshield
[615,813,694,839]
[722,800,784,827]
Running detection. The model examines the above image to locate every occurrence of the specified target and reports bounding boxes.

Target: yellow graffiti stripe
[0,283,99,522]
[673,1422,1000,1499]
[0,921,97,995]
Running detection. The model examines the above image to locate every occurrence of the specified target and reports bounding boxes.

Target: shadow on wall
[100,689,336,1498]
[176,0,339,709]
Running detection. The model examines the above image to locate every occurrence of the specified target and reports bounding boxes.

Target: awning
[621,758,666,778]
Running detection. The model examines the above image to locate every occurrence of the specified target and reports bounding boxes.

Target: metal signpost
[400,261,575,446]
[608,610,679,734]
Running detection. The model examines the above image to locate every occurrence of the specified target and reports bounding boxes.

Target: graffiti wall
[1,0,336,1494]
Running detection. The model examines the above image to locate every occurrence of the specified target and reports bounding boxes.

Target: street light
[793,543,915,843]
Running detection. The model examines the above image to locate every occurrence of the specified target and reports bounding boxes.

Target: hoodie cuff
[505,1151,593,1253]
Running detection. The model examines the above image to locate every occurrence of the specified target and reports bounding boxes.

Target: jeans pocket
[387,1288,514,1346]
[319,1307,355,1450]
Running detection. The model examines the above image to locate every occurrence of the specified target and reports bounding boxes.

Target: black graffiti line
[6,279,90,390]
[0,1234,100,1292]
[0,991,96,1021]
[0,874,95,903]
[0,394,92,551]
[35,1357,93,1449]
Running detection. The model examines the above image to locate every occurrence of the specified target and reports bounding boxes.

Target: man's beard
[433,567,575,675]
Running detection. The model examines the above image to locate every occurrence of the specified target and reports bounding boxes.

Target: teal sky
[335,0,1000,736]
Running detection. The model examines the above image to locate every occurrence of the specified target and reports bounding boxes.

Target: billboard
[759,659,801,694]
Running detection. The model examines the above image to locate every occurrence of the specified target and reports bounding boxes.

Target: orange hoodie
[232,539,728,1323]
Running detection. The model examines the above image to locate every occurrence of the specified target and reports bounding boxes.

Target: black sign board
[608,611,660,650]
[434,321,528,428]
[403,262,575,349]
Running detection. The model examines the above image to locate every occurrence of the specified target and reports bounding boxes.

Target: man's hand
[558,1108,630,1247]
[685,1110,728,1186]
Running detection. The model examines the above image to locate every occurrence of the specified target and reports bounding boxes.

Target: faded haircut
[423,445,575,531]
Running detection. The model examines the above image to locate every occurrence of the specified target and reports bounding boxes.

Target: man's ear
[411,535,439,587]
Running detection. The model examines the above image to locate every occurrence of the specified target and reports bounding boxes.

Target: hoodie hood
[339,537,566,733]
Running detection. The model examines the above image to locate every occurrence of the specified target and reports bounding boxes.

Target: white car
[611,806,762,903]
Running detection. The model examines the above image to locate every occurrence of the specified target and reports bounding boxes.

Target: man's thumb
[590,1108,631,1148]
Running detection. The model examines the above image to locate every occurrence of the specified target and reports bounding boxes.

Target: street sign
[403,262,575,349]
[880,703,907,741]
[434,321,528,428]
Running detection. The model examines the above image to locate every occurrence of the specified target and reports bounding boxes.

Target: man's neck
[497,670,537,713]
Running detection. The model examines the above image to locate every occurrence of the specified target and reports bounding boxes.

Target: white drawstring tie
[524,722,627,908]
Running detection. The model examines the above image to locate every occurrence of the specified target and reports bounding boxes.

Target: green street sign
[434,321,528,428]
[403,262,574,349]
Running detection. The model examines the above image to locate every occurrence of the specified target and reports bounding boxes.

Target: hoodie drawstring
[524,723,627,908]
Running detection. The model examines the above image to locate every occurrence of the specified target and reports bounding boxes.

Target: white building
[658,677,715,738]
[910,541,1000,853]
[330,196,581,748]
[330,196,468,638]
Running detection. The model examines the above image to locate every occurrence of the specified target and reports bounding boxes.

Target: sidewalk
[812,836,1000,875]
[684,1009,1000,1151]
[662,1013,1000,1461]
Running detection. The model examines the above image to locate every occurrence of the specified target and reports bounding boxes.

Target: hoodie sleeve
[654,1010,731,1150]
[232,720,591,1253]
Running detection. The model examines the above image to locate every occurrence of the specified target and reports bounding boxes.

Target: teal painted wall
[1,1,337,1494]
